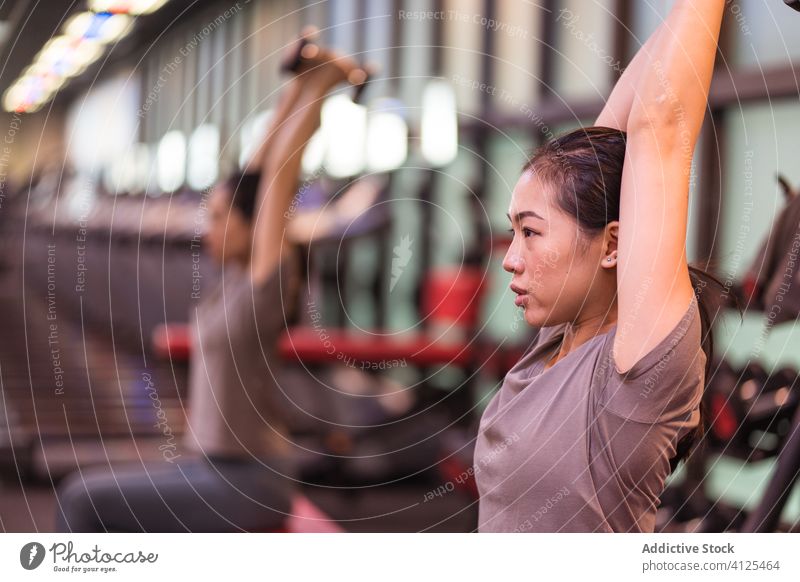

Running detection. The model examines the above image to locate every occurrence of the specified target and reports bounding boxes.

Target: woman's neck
[546,304,618,368]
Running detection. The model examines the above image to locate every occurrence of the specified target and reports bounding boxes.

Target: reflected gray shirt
[475,295,705,532]
[184,254,299,459]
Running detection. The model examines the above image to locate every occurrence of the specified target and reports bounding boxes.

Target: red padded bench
[279,267,486,366]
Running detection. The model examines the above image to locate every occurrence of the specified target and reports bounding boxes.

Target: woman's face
[502,169,614,328]
[204,184,252,265]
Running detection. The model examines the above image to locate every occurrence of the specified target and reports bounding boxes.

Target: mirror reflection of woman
[55,30,371,532]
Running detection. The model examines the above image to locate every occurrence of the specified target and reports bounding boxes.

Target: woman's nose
[503,248,523,274]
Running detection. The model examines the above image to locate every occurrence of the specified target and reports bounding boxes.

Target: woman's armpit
[611,295,699,381]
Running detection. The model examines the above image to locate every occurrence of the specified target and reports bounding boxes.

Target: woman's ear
[602,221,620,267]
[606,221,619,244]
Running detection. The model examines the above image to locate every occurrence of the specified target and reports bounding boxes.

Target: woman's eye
[507,227,538,237]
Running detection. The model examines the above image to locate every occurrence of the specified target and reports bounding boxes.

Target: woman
[54,32,369,532]
[475,1,729,533]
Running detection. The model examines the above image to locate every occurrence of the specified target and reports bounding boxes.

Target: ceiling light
[88,0,169,15]
[64,11,133,44]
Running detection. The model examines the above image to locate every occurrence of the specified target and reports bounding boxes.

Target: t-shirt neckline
[529,324,616,379]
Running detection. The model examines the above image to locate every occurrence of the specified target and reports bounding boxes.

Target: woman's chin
[521,301,551,328]
[524,312,542,327]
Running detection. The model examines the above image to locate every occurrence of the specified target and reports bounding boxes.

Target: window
[552,0,615,100]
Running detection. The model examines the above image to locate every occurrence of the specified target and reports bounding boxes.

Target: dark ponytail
[523,126,743,470]
[677,264,741,469]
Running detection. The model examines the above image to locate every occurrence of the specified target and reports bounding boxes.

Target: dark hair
[224,171,262,221]
[523,126,741,471]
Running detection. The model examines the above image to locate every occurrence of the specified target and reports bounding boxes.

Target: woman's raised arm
[249,57,364,286]
[594,14,668,130]
[612,0,725,375]
[240,78,305,176]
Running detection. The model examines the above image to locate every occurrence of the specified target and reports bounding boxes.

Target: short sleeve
[251,252,299,336]
[596,295,706,424]
[223,251,299,341]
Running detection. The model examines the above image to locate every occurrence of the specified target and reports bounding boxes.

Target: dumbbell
[746,367,797,421]
[706,362,795,459]
[736,365,798,460]
[737,362,768,401]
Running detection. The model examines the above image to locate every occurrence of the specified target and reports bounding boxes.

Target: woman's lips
[510,284,528,306]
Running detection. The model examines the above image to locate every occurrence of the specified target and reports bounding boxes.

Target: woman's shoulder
[594,295,705,424]
[198,256,296,327]
[224,249,298,295]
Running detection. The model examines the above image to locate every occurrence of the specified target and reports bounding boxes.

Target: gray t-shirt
[475,295,705,532]
[183,253,299,459]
